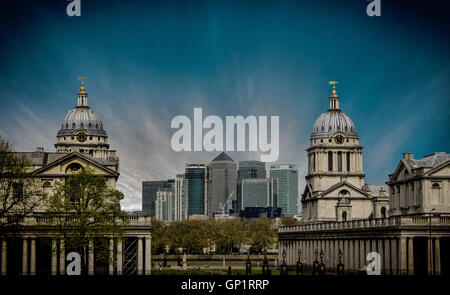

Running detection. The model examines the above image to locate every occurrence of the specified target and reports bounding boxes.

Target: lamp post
[262,250,270,275]
[313,248,319,275]
[296,248,303,275]
[280,249,288,275]
[337,249,344,275]
[319,249,326,275]
[429,208,435,275]
[246,251,252,275]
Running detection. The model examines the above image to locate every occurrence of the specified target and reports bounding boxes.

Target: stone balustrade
[278,214,450,233]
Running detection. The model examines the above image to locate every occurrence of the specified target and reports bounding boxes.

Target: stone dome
[57,80,107,137]
[57,107,107,137]
[311,110,357,139]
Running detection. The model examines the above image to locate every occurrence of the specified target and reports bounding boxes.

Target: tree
[45,168,128,275]
[213,219,249,254]
[150,217,168,254]
[0,138,44,237]
[249,217,276,254]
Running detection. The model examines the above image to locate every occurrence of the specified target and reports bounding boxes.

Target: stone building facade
[0,80,152,275]
[278,83,450,275]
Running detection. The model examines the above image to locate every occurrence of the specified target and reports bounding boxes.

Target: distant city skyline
[1,0,448,211]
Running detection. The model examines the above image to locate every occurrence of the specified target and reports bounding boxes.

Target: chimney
[36,147,44,153]
[403,152,413,160]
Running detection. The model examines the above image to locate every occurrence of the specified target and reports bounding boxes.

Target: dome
[57,80,107,137]
[57,107,107,137]
[311,110,357,139]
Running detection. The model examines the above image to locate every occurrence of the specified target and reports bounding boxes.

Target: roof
[413,152,450,168]
[363,183,389,196]
[212,152,234,162]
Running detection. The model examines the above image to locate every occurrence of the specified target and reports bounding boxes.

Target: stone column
[51,239,57,275]
[145,236,151,275]
[22,238,28,275]
[384,239,390,275]
[407,237,414,275]
[391,238,398,275]
[88,240,94,275]
[1,239,7,275]
[109,239,114,275]
[30,238,36,275]
[349,240,354,272]
[354,239,360,271]
[116,240,123,275]
[398,237,407,275]
[344,239,351,271]
[137,237,143,275]
[427,238,433,275]
[360,240,366,270]
[59,240,65,275]
[377,239,384,273]
[435,238,441,275]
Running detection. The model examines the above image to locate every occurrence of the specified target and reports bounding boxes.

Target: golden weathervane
[329,81,339,85]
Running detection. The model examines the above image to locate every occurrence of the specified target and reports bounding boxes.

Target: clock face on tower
[77,132,87,142]
[334,134,345,144]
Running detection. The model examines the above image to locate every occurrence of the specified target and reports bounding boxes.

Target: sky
[0,0,449,211]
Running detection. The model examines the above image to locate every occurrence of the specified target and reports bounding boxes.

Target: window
[337,152,342,171]
[342,211,347,221]
[328,152,333,171]
[381,207,386,218]
[312,153,315,171]
[72,123,75,128]
[346,152,351,172]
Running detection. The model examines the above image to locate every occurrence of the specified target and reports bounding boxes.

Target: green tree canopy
[45,168,128,274]
[0,138,44,237]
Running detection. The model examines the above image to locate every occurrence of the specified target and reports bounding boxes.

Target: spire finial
[329,81,340,110]
[77,77,88,107]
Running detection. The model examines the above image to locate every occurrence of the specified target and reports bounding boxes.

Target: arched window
[89,123,92,128]
[431,183,441,205]
[342,211,347,222]
[72,123,76,128]
[381,207,386,218]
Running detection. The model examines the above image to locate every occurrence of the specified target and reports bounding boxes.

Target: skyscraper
[207,152,237,217]
[175,173,188,220]
[269,164,298,216]
[155,188,175,221]
[142,180,174,216]
[237,161,266,212]
[240,178,277,209]
[185,164,208,216]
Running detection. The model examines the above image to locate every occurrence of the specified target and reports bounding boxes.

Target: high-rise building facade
[142,180,174,216]
[270,164,298,216]
[175,173,188,220]
[155,188,175,221]
[240,178,278,209]
[207,152,237,217]
[185,164,208,216]
[237,161,266,212]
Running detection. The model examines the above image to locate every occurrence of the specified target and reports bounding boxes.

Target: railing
[1,213,152,227]
[278,214,450,233]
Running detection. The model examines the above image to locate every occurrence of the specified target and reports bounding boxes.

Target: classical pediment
[424,160,450,177]
[390,159,413,182]
[32,152,118,177]
[318,181,372,199]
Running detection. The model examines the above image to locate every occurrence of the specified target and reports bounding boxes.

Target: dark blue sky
[1,0,449,209]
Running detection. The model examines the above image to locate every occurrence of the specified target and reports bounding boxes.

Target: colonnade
[0,235,152,275]
[279,236,442,275]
